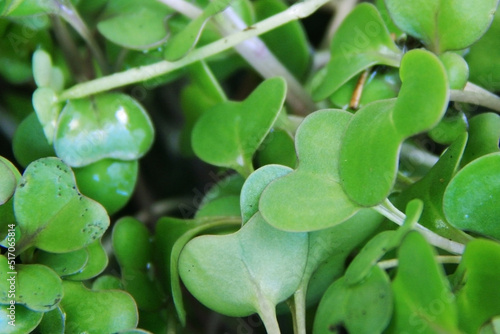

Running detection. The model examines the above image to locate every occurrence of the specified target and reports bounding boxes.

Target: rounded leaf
[54,93,154,167]
[444,153,500,240]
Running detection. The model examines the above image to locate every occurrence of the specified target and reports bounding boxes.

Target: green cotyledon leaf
[313,3,402,101]
[178,212,308,318]
[385,0,500,53]
[192,77,286,177]
[260,109,361,232]
[54,93,154,167]
[14,158,109,253]
[340,49,449,207]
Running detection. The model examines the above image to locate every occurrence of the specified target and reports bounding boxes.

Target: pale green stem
[374,199,465,255]
[378,255,462,270]
[59,0,330,102]
[159,0,317,114]
[290,288,307,334]
[258,302,282,334]
[450,82,500,113]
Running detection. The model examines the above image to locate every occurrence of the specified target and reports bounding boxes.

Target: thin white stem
[158,0,317,114]
[59,0,330,103]
[450,82,500,113]
[374,199,465,255]
[378,255,462,270]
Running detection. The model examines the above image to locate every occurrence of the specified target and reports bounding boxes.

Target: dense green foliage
[1,0,500,333]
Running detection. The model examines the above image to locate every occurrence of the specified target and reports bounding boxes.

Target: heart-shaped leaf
[385,0,500,53]
[178,213,308,319]
[164,0,232,61]
[32,87,61,144]
[0,256,63,312]
[97,0,172,50]
[340,49,449,206]
[60,281,138,334]
[443,153,500,240]
[192,77,286,176]
[313,265,392,334]
[386,231,459,333]
[260,109,361,231]
[313,3,402,101]
[14,158,109,253]
[451,239,500,333]
[54,93,154,167]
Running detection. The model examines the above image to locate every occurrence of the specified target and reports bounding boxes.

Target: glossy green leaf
[113,217,151,270]
[396,134,471,243]
[260,109,361,231]
[0,157,20,240]
[428,109,468,145]
[313,3,402,101]
[164,0,232,61]
[180,61,226,155]
[61,281,138,334]
[0,159,16,205]
[12,112,56,168]
[344,199,421,285]
[14,158,109,253]
[0,304,43,334]
[54,93,154,167]
[179,213,307,318]
[197,172,245,209]
[240,164,292,224]
[0,257,63,312]
[92,275,123,291]
[340,49,449,206]
[385,0,499,53]
[97,0,172,50]
[121,267,163,312]
[313,265,392,334]
[461,112,500,166]
[387,232,459,333]
[465,9,500,91]
[64,239,108,280]
[32,87,61,144]
[73,159,138,215]
[39,306,65,334]
[452,239,500,332]
[254,0,311,80]
[192,77,286,176]
[35,248,88,277]
[444,153,500,240]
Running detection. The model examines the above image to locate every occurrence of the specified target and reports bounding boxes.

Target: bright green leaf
[61,281,138,334]
[385,0,500,53]
[0,159,16,205]
[340,49,448,206]
[39,306,65,334]
[113,217,151,270]
[255,128,297,169]
[195,195,241,218]
[444,153,500,240]
[179,212,307,318]
[0,304,43,334]
[64,239,108,280]
[260,109,361,231]
[54,93,154,167]
[387,232,459,333]
[14,158,109,253]
[164,0,232,61]
[313,265,392,334]
[313,3,402,101]
[461,112,500,166]
[192,77,286,176]
[35,248,88,277]
[32,87,60,144]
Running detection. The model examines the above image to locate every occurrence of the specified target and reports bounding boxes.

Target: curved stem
[258,301,282,334]
[59,0,330,102]
[378,255,462,270]
[374,199,465,255]
[450,82,500,113]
